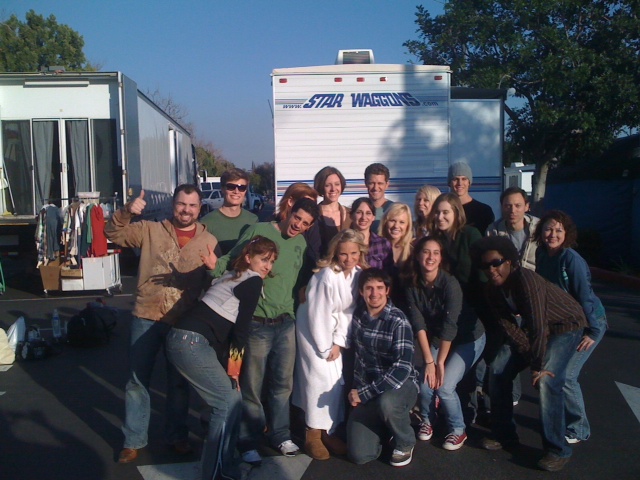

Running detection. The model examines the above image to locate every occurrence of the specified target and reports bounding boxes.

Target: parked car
[200,189,224,216]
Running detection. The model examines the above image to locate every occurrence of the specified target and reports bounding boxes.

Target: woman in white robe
[293,229,368,460]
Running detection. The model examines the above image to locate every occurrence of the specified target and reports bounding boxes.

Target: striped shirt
[351,301,419,403]
[486,268,587,371]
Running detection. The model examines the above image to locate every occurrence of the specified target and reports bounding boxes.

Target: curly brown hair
[533,210,578,249]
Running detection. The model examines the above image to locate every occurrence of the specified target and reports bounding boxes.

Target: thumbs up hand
[201,243,218,270]
[128,189,147,215]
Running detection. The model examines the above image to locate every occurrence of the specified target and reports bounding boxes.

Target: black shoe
[537,453,570,472]
[481,437,519,451]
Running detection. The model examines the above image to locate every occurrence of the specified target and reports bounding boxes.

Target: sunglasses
[225,183,247,192]
[480,258,508,270]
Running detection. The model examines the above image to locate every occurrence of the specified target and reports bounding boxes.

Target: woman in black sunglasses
[472,236,587,472]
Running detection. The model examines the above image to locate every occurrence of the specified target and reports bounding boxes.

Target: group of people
[104,161,606,478]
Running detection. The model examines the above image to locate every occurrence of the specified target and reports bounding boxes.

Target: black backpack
[67,303,118,347]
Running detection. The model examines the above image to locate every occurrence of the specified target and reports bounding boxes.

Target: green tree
[195,140,234,178]
[0,10,95,72]
[405,1,640,205]
[253,162,274,196]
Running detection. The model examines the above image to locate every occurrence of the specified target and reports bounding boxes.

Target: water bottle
[52,308,62,341]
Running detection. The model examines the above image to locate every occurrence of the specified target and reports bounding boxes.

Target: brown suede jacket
[105,208,217,324]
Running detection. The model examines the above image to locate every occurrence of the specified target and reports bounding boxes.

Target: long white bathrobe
[292,265,361,432]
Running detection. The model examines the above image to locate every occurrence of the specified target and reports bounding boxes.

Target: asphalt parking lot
[1,251,639,480]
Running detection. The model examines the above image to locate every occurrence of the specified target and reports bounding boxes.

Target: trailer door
[32,119,91,208]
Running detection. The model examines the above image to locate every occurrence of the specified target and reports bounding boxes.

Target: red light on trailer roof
[380,77,387,82]
[434,75,443,80]
[357,77,365,82]
[279,78,287,83]
[334,77,342,82]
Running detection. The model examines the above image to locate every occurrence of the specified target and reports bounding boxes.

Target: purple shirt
[366,232,393,271]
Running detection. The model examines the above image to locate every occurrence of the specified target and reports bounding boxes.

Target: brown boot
[305,428,330,460]
[321,430,348,456]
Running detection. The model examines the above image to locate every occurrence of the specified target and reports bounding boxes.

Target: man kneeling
[347,268,419,467]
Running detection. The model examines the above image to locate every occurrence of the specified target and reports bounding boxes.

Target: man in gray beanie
[448,161,495,235]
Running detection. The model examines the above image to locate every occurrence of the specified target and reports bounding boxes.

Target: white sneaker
[565,436,581,444]
[390,446,414,467]
[278,440,300,456]
[241,449,262,466]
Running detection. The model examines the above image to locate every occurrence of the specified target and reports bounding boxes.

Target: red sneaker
[443,432,467,451]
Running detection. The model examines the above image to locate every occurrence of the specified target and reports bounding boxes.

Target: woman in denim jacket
[534,210,607,444]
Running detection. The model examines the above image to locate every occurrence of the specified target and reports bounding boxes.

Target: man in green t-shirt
[200,168,258,255]
[206,198,319,464]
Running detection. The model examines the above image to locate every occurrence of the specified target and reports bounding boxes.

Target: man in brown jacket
[105,184,218,463]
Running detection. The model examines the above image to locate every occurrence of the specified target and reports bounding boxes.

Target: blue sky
[3,1,446,170]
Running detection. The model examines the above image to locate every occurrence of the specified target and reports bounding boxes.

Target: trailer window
[92,119,119,202]
[1,120,34,215]
[66,120,90,199]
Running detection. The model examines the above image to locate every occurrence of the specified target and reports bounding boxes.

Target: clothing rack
[37,192,122,297]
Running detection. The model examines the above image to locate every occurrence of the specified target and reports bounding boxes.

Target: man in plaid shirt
[347,268,419,467]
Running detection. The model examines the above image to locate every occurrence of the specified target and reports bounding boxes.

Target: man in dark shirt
[448,161,495,234]
[347,268,419,467]
[473,236,586,472]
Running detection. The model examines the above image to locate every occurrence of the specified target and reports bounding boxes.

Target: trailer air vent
[279,78,287,83]
[335,49,374,65]
[434,75,443,80]
[334,78,343,82]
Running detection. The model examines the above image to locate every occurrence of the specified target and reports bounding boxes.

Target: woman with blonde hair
[414,185,441,241]
[379,202,413,308]
[293,229,368,460]
[380,203,413,269]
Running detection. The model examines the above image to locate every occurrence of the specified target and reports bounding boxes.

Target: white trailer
[272,56,503,216]
[504,162,535,197]
[0,71,196,248]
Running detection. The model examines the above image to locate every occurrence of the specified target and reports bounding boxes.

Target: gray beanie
[448,162,473,184]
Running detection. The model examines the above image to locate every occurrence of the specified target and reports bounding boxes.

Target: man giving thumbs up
[105,184,218,464]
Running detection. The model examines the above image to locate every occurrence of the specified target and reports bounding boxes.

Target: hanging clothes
[89,203,108,256]
[36,204,62,266]
[78,204,92,258]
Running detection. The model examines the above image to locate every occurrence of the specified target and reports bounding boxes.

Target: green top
[200,208,258,255]
[212,222,307,319]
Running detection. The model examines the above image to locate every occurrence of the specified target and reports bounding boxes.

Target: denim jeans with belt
[166,328,242,480]
[564,314,607,441]
[238,315,296,452]
[122,317,189,449]
[420,334,486,435]
[347,379,418,464]
[489,329,582,458]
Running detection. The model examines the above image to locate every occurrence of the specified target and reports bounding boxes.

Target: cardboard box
[39,258,62,291]
[61,278,84,291]
[60,267,83,278]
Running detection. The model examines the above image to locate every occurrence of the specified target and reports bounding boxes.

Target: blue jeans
[238,316,296,451]
[564,315,607,441]
[166,329,242,480]
[122,317,189,449]
[489,329,582,458]
[420,334,486,435]
[347,379,418,464]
